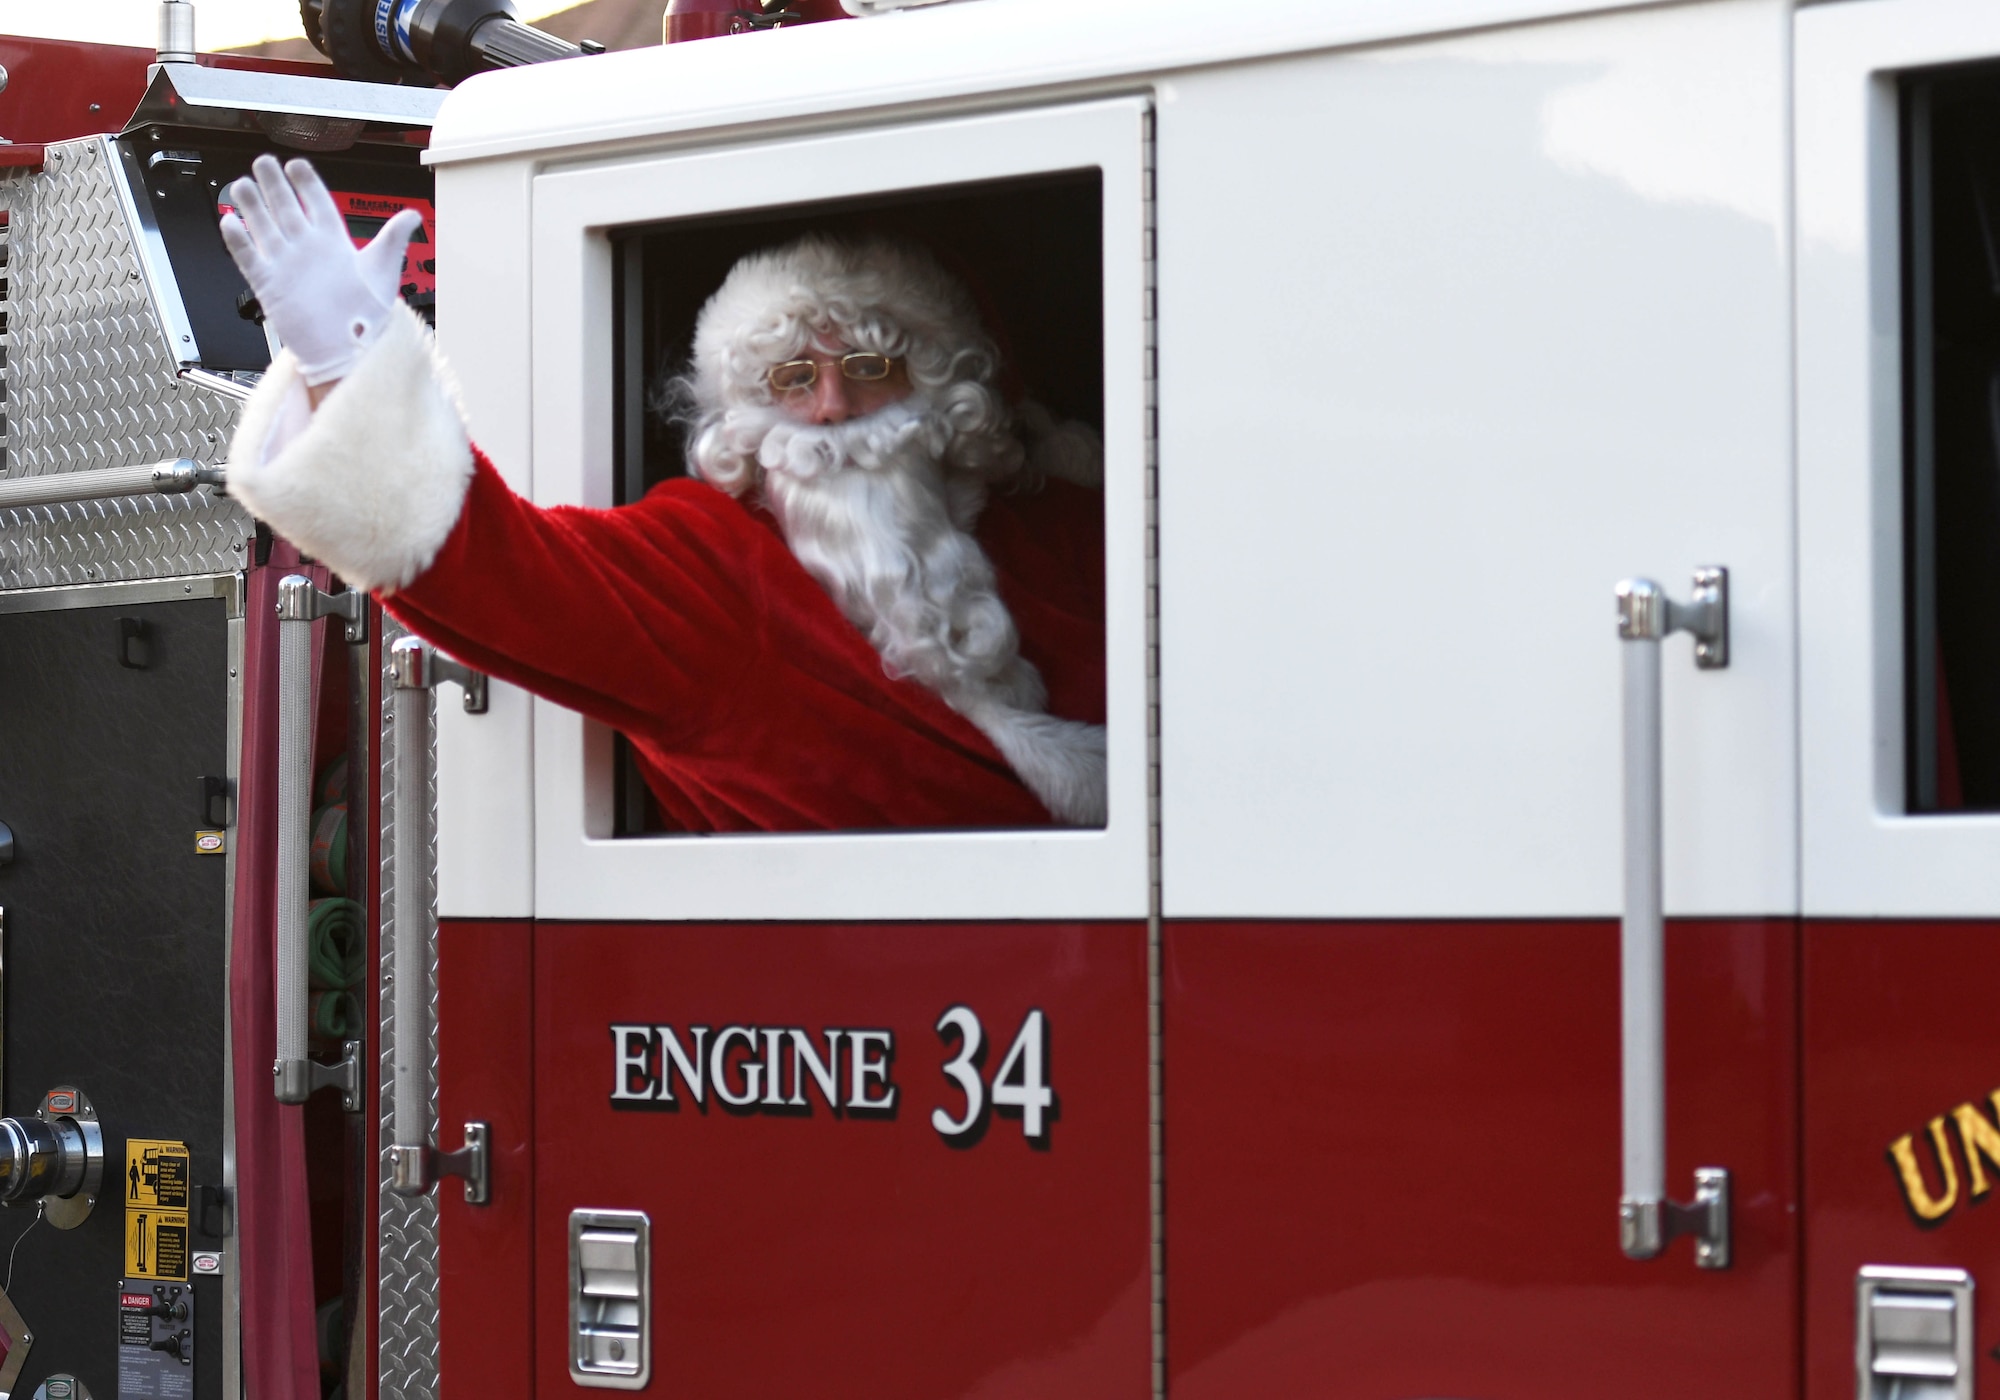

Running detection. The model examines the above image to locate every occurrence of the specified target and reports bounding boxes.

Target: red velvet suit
[385,452,1106,832]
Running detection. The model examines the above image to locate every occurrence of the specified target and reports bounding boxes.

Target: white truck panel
[430,0,1804,923]
[426,0,1677,170]
[1155,0,1798,918]
[432,157,536,919]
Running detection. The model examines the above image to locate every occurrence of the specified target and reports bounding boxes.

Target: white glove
[218,155,424,387]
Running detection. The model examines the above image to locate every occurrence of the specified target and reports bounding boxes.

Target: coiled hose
[308,895,363,1046]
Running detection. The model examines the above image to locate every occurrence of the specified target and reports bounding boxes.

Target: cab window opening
[1903,64,2000,813]
[606,171,1108,837]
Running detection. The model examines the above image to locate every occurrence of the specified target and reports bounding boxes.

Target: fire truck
[0,0,1991,1395]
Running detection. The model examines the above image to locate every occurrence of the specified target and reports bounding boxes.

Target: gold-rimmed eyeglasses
[767,352,898,393]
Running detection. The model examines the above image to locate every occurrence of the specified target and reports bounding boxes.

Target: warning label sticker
[124,1141,189,1210]
[120,1295,152,1345]
[125,1211,189,1281]
[118,1282,193,1399]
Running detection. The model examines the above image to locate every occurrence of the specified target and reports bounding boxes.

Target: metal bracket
[35,1086,103,1232]
[147,459,228,494]
[271,1039,364,1112]
[1619,1166,1731,1269]
[386,1121,489,1205]
[389,636,488,713]
[385,1143,424,1197]
[275,574,366,644]
[438,1122,491,1205]
[1614,566,1728,669]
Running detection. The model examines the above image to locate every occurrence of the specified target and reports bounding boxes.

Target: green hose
[310,989,360,1041]
[309,803,346,895]
[308,896,364,989]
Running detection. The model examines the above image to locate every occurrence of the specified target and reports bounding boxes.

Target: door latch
[1858,1266,1973,1400]
[569,1209,649,1390]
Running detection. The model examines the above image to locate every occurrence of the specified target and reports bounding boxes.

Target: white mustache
[751,396,949,481]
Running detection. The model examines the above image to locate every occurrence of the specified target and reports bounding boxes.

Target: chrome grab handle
[1613,567,1731,1268]
[0,457,225,511]
[272,575,364,1109]
[384,636,489,1204]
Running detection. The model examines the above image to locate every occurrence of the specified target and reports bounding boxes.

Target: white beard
[748,396,1108,826]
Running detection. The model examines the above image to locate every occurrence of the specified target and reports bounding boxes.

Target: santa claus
[218,155,1107,831]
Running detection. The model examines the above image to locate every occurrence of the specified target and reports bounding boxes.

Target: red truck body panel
[1166,918,1802,1398]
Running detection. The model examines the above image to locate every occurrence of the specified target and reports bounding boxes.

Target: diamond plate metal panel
[379,613,441,1400]
[0,137,253,589]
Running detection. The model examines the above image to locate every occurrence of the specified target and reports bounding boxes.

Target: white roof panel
[427,0,1661,165]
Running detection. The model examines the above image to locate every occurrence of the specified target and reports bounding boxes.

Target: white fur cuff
[227,301,475,592]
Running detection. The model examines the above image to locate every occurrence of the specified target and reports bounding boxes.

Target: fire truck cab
[1,0,1998,1397]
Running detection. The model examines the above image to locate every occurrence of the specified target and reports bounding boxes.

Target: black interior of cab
[607,170,1106,836]
[1904,66,2000,812]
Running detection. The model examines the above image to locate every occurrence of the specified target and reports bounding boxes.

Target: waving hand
[218,154,424,386]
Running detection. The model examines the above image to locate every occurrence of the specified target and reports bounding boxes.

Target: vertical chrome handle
[384,636,490,1204]
[272,575,364,1109]
[273,579,312,1097]
[1613,567,1731,1268]
[1618,610,1666,1217]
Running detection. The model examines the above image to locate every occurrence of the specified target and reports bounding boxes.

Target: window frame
[525,96,1153,922]
[1798,0,2000,914]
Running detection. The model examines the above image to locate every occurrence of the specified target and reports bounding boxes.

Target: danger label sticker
[124,1141,189,1210]
[125,1210,189,1281]
[118,1282,193,1398]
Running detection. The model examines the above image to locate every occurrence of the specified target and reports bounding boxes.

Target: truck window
[605,171,1107,835]
[1904,64,2000,812]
